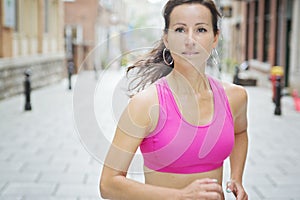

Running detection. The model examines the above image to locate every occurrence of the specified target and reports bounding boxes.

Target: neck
[168,64,210,94]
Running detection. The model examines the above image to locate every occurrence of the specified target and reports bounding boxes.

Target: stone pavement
[0,69,300,200]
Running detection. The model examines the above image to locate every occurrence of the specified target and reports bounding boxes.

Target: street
[0,69,300,200]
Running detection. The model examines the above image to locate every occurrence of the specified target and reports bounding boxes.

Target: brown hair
[127,0,221,94]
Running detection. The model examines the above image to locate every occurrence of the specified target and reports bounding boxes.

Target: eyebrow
[172,22,209,26]
[195,22,209,26]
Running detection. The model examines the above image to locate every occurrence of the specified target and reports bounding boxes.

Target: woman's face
[164,4,219,69]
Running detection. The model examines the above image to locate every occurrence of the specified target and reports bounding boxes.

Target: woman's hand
[180,178,223,200]
[226,180,248,200]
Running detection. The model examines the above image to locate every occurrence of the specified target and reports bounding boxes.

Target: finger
[197,178,219,184]
[201,183,223,193]
[236,189,248,200]
[199,191,222,200]
[226,181,233,193]
[198,179,222,193]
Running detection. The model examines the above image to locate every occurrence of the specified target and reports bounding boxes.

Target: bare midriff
[143,165,223,189]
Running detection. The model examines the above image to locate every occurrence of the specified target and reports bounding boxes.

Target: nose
[185,29,195,48]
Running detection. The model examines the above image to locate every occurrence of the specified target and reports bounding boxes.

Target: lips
[182,51,199,56]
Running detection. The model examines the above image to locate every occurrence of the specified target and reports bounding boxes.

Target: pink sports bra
[140,76,234,174]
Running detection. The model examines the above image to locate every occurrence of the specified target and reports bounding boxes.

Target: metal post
[67,60,74,90]
[274,76,282,115]
[24,69,32,111]
[93,64,98,80]
[233,65,240,85]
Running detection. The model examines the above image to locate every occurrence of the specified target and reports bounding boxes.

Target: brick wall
[0,54,65,100]
[64,0,98,44]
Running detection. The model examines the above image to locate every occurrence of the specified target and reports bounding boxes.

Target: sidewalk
[0,70,300,200]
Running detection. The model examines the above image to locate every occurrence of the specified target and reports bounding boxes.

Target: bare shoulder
[222,81,248,101]
[129,84,158,110]
[126,84,159,132]
[221,81,248,117]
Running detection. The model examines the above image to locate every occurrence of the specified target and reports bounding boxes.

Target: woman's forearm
[230,131,248,183]
[100,175,182,200]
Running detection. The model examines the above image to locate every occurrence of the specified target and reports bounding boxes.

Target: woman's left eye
[175,28,185,33]
[197,28,207,33]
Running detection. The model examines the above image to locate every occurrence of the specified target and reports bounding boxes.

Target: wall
[0,54,65,100]
[64,0,98,71]
[0,0,65,100]
[230,0,300,90]
[290,0,300,91]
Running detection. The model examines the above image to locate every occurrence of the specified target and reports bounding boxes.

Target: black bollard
[24,69,32,111]
[233,65,240,85]
[67,61,74,90]
[274,76,282,115]
[93,64,98,80]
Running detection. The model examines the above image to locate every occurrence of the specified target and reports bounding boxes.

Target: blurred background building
[1,0,300,100]
[0,0,64,100]
[95,0,167,70]
[223,0,300,92]
[64,0,98,73]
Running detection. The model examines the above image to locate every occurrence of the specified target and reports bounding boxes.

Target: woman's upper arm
[225,83,248,134]
[233,86,248,135]
[102,90,155,176]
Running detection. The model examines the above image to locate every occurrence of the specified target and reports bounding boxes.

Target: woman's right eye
[174,28,185,33]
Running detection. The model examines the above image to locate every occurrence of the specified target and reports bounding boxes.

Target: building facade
[64,0,129,72]
[64,0,99,72]
[228,0,300,91]
[96,0,169,70]
[0,0,65,100]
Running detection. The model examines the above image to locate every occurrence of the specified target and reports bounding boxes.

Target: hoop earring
[211,48,220,66]
[163,48,173,66]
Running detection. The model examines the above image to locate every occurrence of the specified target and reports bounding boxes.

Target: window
[245,3,250,60]
[3,0,16,28]
[263,0,271,62]
[44,0,49,33]
[253,0,259,59]
[14,0,19,31]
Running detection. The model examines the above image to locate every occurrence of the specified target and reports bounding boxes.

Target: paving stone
[9,153,53,164]
[0,150,12,161]
[80,197,103,200]
[1,182,56,196]
[85,175,100,185]
[0,182,7,193]
[0,195,23,200]
[55,183,99,198]
[50,157,92,166]
[254,184,300,199]
[22,196,75,200]
[21,162,68,173]
[37,172,86,184]
[0,161,24,172]
[0,172,39,182]
[66,162,101,174]
[268,173,299,186]
[244,164,283,174]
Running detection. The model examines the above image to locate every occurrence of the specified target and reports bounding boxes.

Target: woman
[100,0,248,199]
